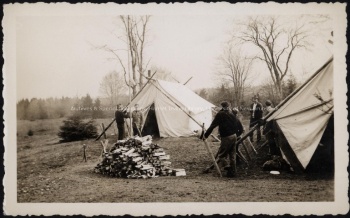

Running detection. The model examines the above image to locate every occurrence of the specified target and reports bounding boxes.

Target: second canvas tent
[128,79,215,137]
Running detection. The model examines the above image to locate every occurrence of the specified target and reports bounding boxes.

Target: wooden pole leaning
[203,139,222,177]
[246,138,258,154]
[202,124,222,177]
[95,119,117,141]
[101,123,107,139]
[257,140,269,151]
[95,71,158,141]
[241,140,252,161]
[209,134,249,168]
[237,151,249,165]
[183,76,193,85]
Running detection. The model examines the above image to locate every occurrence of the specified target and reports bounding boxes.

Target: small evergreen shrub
[58,115,98,142]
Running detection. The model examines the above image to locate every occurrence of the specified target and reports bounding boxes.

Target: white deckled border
[3,2,348,216]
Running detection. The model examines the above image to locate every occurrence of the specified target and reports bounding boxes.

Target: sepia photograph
[3,2,348,216]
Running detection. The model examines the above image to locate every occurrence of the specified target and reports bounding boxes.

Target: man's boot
[225,166,236,178]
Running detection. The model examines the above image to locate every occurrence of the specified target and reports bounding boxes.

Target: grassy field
[17,118,334,202]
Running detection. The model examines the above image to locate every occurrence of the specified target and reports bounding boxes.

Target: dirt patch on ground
[17,119,333,202]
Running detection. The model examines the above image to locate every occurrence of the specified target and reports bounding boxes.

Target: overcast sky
[15,8,332,100]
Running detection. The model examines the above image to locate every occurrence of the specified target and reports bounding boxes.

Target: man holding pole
[115,104,129,140]
[132,104,144,137]
[202,101,244,178]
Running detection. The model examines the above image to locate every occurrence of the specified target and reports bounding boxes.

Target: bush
[57,115,98,142]
[27,129,34,136]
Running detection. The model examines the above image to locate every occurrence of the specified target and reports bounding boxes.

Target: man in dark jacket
[202,101,244,177]
[115,104,129,140]
[249,96,263,142]
[263,100,280,156]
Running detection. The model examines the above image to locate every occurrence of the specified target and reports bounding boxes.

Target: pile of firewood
[94,135,186,179]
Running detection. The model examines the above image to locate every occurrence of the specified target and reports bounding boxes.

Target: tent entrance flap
[305,114,334,173]
[142,103,160,138]
[273,120,305,173]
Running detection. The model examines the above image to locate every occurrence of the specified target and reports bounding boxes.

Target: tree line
[17,75,296,121]
[16,94,126,121]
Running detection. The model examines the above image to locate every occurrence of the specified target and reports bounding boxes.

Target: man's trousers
[217,134,237,174]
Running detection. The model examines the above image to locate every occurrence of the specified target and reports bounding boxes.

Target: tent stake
[82,144,87,162]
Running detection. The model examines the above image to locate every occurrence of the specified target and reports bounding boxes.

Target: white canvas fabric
[267,59,333,169]
[128,79,215,137]
[276,105,333,168]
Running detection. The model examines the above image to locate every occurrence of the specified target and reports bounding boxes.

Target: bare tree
[96,15,151,96]
[217,43,253,107]
[233,16,318,100]
[99,71,127,106]
[121,15,151,95]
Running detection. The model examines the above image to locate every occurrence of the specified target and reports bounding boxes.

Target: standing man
[249,95,263,142]
[202,101,244,178]
[115,104,129,140]
[132,103,144,137]
[263,100,280,156]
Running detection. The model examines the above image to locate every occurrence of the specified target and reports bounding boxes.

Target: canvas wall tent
[266,58,334,173]
[127,79,215,137]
